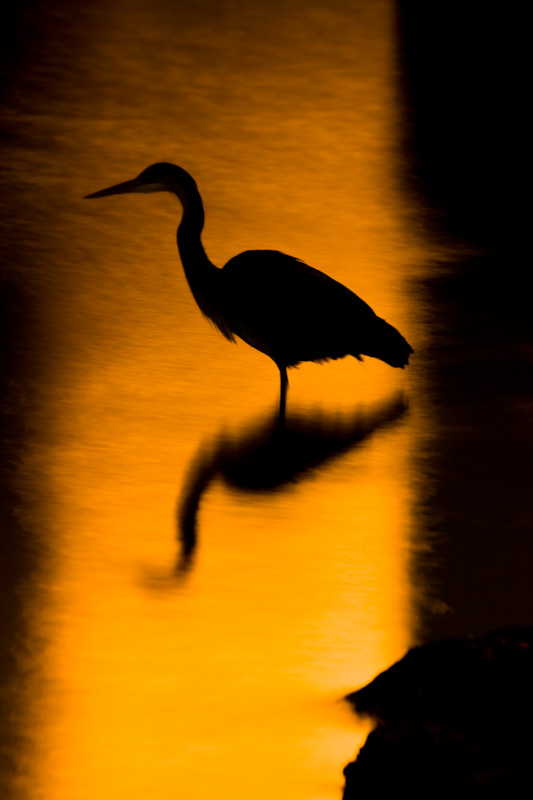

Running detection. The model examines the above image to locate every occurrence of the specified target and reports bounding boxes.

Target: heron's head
[85,163,197,200]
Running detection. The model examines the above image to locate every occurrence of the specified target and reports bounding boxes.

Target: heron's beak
[84,179,164,199]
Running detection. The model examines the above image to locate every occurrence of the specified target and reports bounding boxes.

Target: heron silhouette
[86,163,413,414]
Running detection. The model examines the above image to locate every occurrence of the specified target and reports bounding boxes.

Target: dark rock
[343,627,533,794]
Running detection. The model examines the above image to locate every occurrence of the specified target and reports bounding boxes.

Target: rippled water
[2,1,531,798]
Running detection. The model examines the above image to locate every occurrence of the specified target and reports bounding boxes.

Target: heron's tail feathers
[358,317,413,369]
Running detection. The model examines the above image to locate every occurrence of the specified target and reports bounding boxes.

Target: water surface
[3,1,530,798]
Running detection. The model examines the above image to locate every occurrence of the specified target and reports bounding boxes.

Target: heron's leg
[279,366,288,419]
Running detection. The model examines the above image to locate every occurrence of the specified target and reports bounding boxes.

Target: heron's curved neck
[174,184,218,313]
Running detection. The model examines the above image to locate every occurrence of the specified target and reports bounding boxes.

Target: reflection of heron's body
[86,163,413,413]
[175,394,407,575]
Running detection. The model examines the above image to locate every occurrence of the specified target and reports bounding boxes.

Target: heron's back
[220,250,413,369]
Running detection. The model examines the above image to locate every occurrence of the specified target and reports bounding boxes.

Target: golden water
[2,1,435,797]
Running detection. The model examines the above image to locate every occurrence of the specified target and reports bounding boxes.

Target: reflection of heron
[177,395,407,575]
[86,163,413,414]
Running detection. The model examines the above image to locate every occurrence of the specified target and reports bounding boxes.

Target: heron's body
[86,163,413,413]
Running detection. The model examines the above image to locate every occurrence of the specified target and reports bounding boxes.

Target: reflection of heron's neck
[175,186,219,315]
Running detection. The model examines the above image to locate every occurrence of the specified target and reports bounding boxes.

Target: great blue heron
[85,163,413,414]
